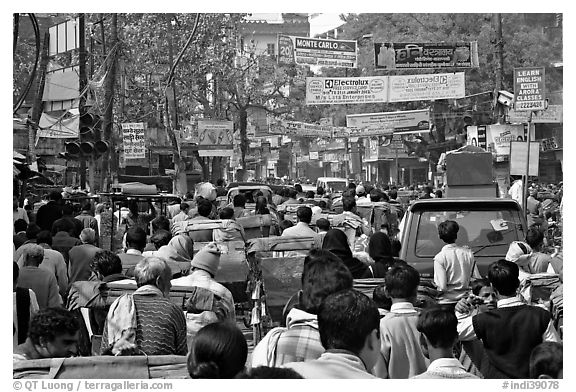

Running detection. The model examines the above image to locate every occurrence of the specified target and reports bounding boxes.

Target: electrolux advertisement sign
[306,76,388,105]
[388,72,466,102]
[374,42,479,70]
[278,35,357,68]
[346,109,431,134]
[513,67,546,111]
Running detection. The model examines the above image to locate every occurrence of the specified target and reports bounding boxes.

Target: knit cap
[505,241,533,268]
[191,242,221,276]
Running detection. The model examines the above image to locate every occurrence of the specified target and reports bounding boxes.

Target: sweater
[472,304,551,379]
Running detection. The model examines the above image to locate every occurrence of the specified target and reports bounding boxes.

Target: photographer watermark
[14,381,173,392]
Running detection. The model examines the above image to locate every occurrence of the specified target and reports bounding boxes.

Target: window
[267,43,275,56]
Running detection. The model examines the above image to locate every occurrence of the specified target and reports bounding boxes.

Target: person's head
[187,321,248,379]
[305,190,315,199]
[288,188,298,199]
[216,178,225,187]
[196,182,217,202]
[488,259,520,297]
[190,242,221,278]
[81,202,92,213]
[236,366,303,379]
[95,203,106,215]
[25,223,41,240]
[219,207,234,220]
[369,232,392,262]
[369,189,381,202]
[279,219,294,233]
[134,256,172,296]
[28,307,80,358]
[90,250,122,279]
[437,220,459,244]
[342,196,356,212]
[388,189,398,200]
[197,198,213,218]
[296,206,313,224]
[318,200,327,209]
[505,241,533,271]
[36,230,53,247]
[316,186,325,196]
[21,243,45,267]
[80,228,96,245]
[435,189,443,198]
[125,227,147,252]
[150,229,172,250]
[48,191,63,202]
[61,203,74,217]
[255,196,268,214]
[525,227,545,250]
[470,278,497,311]
[300,249,353,314]
[316,218,330,232]
[416,306,458,359]
[233,194,246,208]
[529,187,538,198]
[355,185,366,197]
[530,342,563,379]
[52,219,74,236]
[294,184,303,193]
[180,202,190,214]
[373,284,392,311]
[151,215,171,232]
[385,263,420,301]
[318,289,381,369]
[348,182,356,190]
[14,218,28,233]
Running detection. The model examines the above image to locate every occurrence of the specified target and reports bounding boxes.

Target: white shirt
[508,180,523,208]
[281,222,317,238]
[457,296,560,342]
[412,358,479,379]
[434,243,481,304]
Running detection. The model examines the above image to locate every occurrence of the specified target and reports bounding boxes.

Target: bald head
[134,257,172,296]
[80,228,96,245]
[21,244,45,267]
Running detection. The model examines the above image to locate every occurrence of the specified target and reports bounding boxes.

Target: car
[226,185,274,207]
[316,177,349,194]
[398,198,528,278]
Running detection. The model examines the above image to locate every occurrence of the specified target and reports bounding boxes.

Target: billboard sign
[374,42,479,70]
[306,76,388,105]
[388,72,466,102]
[346,109,431,134]
[278,35,357,68]
[121,123,147,159]
[466,124,535,157]
[513,67,546,111]
[197,119,234,157]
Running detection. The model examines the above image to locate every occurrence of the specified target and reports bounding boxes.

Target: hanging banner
[374,42,479,70]
[197,119,234,157]
[269,120,335,137]
[388,72,466,102]
[38,112,79,138]
[121,123,147,159]
[513,67,546,111]
[466,124,535,158]
[306,76,388,105]
[278,35,357,68]
[346,109,431,134]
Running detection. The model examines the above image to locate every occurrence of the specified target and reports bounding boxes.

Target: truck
[399,146,527,277]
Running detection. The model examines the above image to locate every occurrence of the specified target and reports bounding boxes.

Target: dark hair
[316,218,330,231]
[126,227,147,251]
[391,238,402,257]
[219,207,234,219]
[318,200,327,209]
[14,218,28,233]
[151,215,170,232]
[90,250,122,277]
[52,219,73,235]
[342,197,356,212]
[62,203,74,216]
[438,220,459,243]
[81,202,92,212]
[233,194,246,208]
[435,190,443,198]
[385,263,420,299]
[49,191,62,201]
[529,342,563,379]
[180,202,190,212]
[28,307,80,345]
[26,223,42,240]
[296,206,313,224]
[300,249,353,314]
[417,306,458,348]
[380,191,390,202]
[255,196,269,215]
[279,220,294,233]
[488,259,519,296]
[373,284,392,311]
[525,227,544,249]
[318,289,379,354]
[316,186,325,195]
[288,188,298,199]
[236,366,303,379]
[36,230,53,246]
[348,182,356,189]
[216,179,224,187]
[305,190,315,199]
[150,229,172,249]
[369,189,381,202]
[197,198,213,218]
[471,278,490,295]
[187,321,248,379]
[388,189,398,200]
[294,184,303,193]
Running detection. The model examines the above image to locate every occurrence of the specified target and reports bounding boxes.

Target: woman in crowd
[321,229,369,279]
[144,234,194,277]
[363,232,398,278]
[187,321,248,379]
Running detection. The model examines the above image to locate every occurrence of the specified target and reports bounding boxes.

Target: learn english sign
[513,67,546,111]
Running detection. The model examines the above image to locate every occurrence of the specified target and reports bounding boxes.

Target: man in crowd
[232,194,252,219]
[100,256,187,356]
[172,202,191,223]
[412,306,478,379]
[456,259,560,378]
[280,189,300,207]
[355,185,371,205]
[251,249,353,367]
[13,218,28,249]
[215,178,227,197]
[118,227,147,275]
[13,307,80,361]
[281,206,317,238]
[53,204,83,238]
[75,202,100,245]
[340,197,372,249]
[375,263,428,378]
[189,198,215,222]
[51,219,82,264]
[529,342,563,379]
[283,289,381,379]
[14,262,39,349]
[68,228,101,284]
[36,191,63,232]
[16,244,62,309]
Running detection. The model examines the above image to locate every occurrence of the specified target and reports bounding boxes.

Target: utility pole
[102,13,118,191]
[29,32,50,165]
[494,13,505,123]
[78,13,87,189]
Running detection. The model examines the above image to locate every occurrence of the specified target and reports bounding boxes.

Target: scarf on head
[145,235,193,276]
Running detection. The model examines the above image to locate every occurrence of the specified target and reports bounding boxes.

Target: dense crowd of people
[12,177,563,379]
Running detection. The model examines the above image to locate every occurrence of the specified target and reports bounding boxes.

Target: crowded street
[12,11,564,383]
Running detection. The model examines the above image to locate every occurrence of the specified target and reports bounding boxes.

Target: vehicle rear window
[228,189,272,204]
[326,182,347,192]
[415,209,523,257]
